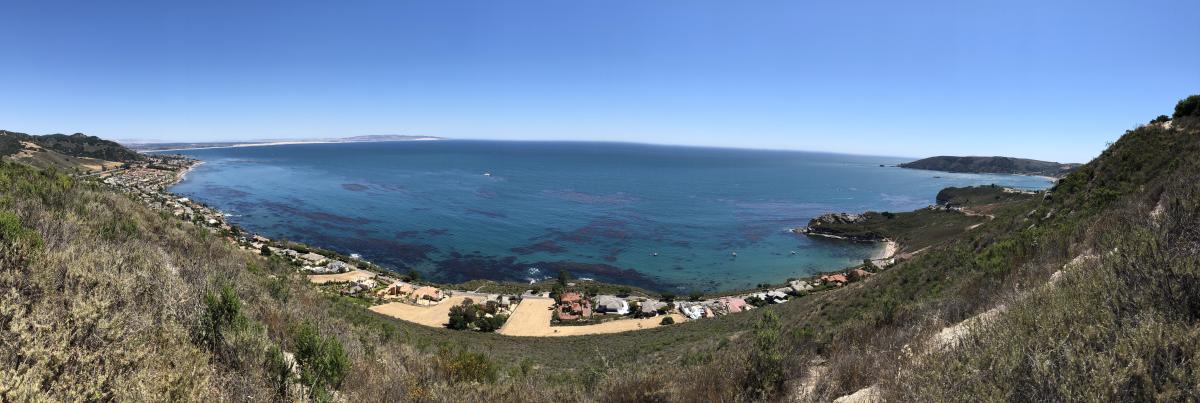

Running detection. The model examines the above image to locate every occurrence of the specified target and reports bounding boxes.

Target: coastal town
[95,154,900,337]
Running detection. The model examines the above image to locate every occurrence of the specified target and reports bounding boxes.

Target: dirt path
[498,297,686,337]
[368,295,471,328]
[306,269,375,284]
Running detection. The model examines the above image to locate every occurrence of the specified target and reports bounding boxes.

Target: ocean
[168,140,1053,292]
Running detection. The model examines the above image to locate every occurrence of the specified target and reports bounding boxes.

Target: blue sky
[2,1,1197,162]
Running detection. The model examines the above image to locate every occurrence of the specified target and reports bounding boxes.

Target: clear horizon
[3,0,1199,163]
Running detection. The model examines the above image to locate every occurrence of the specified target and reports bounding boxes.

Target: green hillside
[0,130,143,172]
[900,155,1081,177]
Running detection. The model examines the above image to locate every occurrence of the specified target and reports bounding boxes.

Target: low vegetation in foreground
[1,95,1199,401]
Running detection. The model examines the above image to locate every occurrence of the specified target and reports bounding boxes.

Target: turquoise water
[168,140,1052,292]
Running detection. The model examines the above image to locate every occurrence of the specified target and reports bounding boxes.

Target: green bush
[660,316,675,325]
[0,210,44,266]
[745,310,784,398]
[292,322,349,399]
[440,346,497,384]
[201,283,247,356]
[264,345,292,400]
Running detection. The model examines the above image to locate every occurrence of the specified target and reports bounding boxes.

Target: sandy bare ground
[369,295,470,328]
[873,240,898,260]
[498,297,686,337]
[306,269,375,284]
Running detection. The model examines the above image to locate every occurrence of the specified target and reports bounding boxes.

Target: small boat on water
[731,251,737,257]
[483,172,493,177]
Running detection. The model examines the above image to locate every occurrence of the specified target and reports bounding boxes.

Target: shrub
[660,316,675,325]
[745,310,784,398]
[264,345,292,400]
[440,346,497,384]
[201,283,247,356]
[292,322,349,399]
[0,210,44,267]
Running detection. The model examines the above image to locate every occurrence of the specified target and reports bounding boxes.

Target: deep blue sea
[168,140,1053,292]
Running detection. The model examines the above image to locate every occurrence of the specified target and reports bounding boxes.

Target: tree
[1173,94,1200,119]
[688,291,703,301]
[617,286,632,297]
[259,244,271,256]
[660,316,675,325]
[660,292,676,302]
[406,269,421,282]
[1151,115,1171,124]
[557,269,571,286]
[475,315,507,332]
[447,298,479,330]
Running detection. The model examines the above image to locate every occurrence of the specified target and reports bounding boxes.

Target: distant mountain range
[126,134,443,151]
[899,156,1081,178]
[1,130,143,171]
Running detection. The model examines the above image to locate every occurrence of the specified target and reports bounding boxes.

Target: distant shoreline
[139,137,442,153]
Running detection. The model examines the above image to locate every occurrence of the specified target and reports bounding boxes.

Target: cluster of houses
[551,274,875,323]
[376,280,449,306]
[102,157,234,234]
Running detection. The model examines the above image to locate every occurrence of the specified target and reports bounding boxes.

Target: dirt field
[497,297,687,337]
[368,295,470,328]
[306,269,375,284]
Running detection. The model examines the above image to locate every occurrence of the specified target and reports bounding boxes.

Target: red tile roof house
[820,273,849,286]
[718,297,748,314]
[556,292,593,321]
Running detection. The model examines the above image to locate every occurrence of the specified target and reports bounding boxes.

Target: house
[639,300,668,316]
[342,277,378,295]
[326,260,352,273]
[820,273,849,285]
[378,280,416,297]
[300,252,328,265]
[718,297,748,313]
[852,268,873,279]
[789,280,814,293]
[411,286,444,302]
[680,304,705,320]
[594,295,630,315]
[556,292,593,321]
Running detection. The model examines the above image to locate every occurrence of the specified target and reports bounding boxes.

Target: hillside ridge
[899,155,1081,177]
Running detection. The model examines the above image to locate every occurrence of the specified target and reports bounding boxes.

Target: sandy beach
[143,138,441,153]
